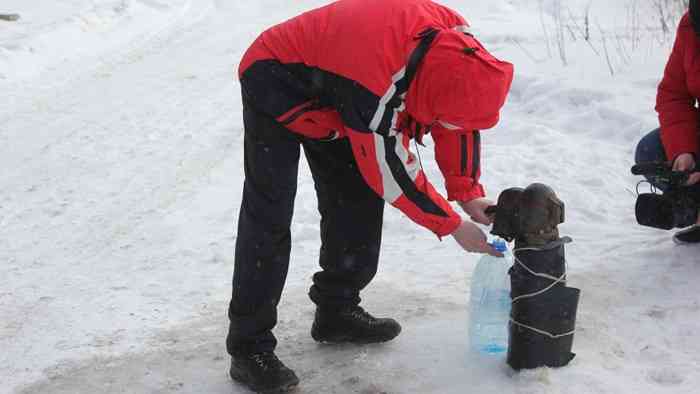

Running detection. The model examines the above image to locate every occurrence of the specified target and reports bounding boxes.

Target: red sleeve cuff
[661,124,699,161]
[434,213,462,237]
[444,175,486,202]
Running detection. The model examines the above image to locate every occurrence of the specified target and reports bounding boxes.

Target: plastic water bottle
[469,239,512,355]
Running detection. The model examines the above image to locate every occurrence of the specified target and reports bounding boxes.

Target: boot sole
[672,236,700,245]
[672,226,700,245]
[230,367,299,393]
[313,336,397,344]
[311,327,401,344]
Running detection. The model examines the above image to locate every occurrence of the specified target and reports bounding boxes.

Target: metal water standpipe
[488,183,581,370]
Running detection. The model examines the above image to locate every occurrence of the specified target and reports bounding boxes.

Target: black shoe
[673,225,700,244]
[311,305,402,344]
[229,352,299,393]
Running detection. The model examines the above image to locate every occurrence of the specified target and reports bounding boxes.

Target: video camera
[631,162,700,230]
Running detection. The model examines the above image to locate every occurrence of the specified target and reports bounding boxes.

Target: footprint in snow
[648,368,684,386]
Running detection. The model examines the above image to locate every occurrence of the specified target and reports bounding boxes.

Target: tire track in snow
[0,1,245,392]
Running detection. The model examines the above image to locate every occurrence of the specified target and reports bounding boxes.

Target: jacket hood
[406,29,514,131]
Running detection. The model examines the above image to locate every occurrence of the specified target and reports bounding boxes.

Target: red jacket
[238,0,514,236]
[657,13,700,160]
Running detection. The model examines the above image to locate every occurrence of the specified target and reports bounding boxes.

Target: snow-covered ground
[2,0,699,393]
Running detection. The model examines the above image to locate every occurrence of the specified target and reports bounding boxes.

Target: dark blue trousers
[635,128,669,190]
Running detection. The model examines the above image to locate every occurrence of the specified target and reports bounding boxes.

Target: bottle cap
[490,239,508,253]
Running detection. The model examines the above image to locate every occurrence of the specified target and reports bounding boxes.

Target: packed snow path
[2,0,699,393]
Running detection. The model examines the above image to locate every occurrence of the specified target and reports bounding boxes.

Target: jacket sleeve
[656,13,699,161]
[431,125,486,202]
[344,126,462,237]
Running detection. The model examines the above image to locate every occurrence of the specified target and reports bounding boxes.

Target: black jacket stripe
[383,135,449,217]
[241,60,380,133]
[375,28,439,136]
[460,135,468,176]
[472,131,481,179]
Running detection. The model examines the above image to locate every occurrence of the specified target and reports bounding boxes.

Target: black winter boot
[311,305,401,344]
[673,225,700,244]
[229,352,299,393]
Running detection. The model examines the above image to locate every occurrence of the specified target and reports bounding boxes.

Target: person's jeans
[635,128,669,191]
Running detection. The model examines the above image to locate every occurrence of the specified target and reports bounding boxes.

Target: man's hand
[450,219,502,256]
[673,153,700,185]
[458,198,496,225]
